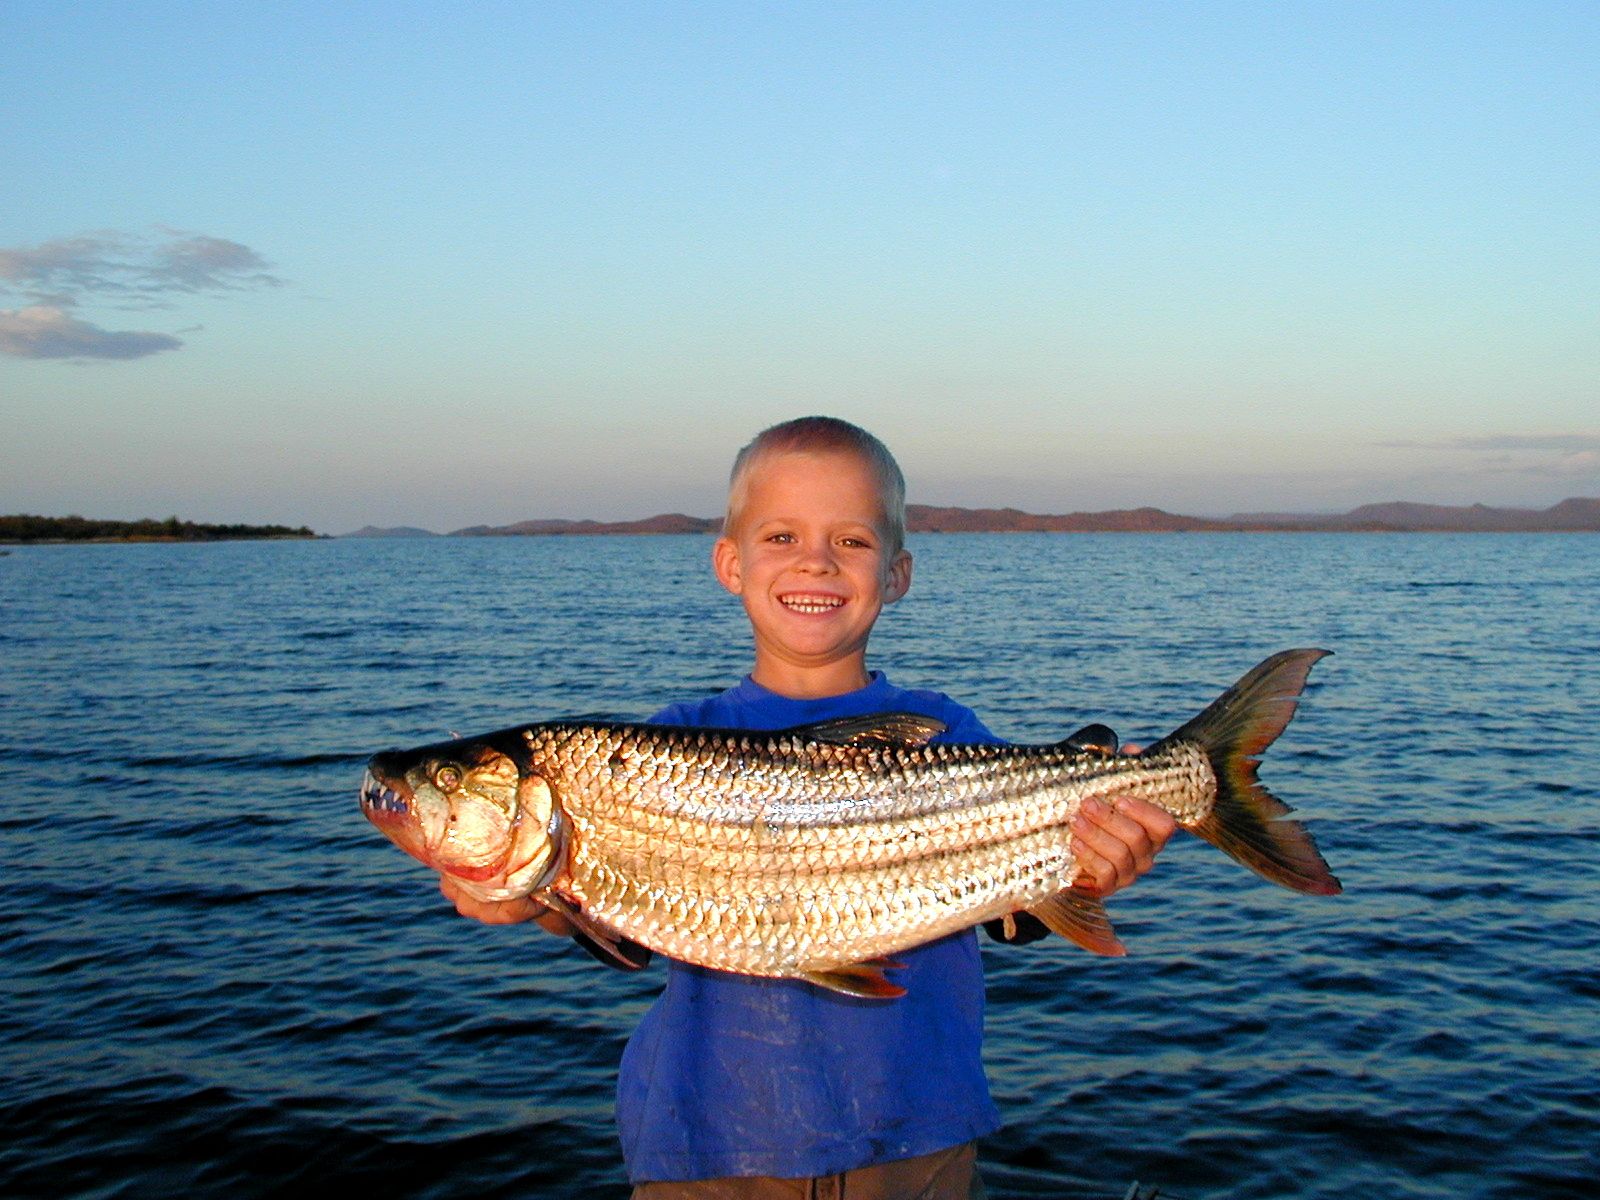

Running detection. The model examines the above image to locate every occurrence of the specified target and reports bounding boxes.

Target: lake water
[2,533,1596,1199]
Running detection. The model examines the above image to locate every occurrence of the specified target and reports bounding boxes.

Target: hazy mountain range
[344,497,1600,538]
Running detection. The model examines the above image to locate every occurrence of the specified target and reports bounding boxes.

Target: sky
[2,1,1596,533]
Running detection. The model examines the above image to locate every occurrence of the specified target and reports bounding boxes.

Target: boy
[442,417,1174,1198]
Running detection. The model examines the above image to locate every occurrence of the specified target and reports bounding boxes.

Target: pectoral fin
[538,892,652,971]
[1025,890,1127,957]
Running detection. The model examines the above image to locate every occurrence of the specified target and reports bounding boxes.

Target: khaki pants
[630,1142,985,1200]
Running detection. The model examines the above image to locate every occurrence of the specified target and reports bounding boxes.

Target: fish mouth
[360,768,410,816]
[360,765,437,865]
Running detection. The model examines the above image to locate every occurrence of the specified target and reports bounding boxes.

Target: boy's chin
[759,636,874,675]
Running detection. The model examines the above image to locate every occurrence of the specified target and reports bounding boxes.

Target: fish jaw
[360,733,559,900]
[359,767,441,865]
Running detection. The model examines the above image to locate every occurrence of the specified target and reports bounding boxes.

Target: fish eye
[433,764,463,792]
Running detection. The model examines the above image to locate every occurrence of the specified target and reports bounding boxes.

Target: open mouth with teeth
[779,593,846,614]
[360,769,408,816]
[360,765,433,863]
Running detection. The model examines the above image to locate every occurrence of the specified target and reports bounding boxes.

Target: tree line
[0,514,317,543]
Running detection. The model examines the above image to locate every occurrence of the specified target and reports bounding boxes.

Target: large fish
[361,649,1340,997]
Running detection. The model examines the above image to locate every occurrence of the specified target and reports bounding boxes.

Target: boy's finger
[438,875,548,925]
[1111,796,1179,850]
[1071,811,1142,893]
[1080,797,1175,862]
[1079,798,1159,859]
[1069,839,1119,895]
[1075,800,1177,896]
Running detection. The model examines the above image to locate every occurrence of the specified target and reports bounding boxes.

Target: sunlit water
[2,533,1596,1198]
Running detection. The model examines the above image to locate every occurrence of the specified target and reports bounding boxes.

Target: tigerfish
[360,649,1340,997]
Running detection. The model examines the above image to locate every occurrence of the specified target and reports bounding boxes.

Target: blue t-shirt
[615,672,1004,1183]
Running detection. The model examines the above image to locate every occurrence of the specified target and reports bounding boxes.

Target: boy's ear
[884,549,912,604]
[712,536,743,596]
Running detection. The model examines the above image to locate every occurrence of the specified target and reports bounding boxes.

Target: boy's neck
[749,657,874,700]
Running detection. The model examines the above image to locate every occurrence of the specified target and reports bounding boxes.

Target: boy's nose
[794,542,838,572]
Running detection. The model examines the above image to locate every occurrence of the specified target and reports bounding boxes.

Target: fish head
[361,728,559,901]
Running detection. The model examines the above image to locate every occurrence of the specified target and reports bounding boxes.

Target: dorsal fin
[783,712,947,747]
[1058,722,1120,756]
[1025,889,1127,957]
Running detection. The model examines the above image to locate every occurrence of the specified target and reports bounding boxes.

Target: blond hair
[725,416,907,555]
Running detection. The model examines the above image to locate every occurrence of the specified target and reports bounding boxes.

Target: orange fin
[1025,889,1127,957]
[800,959,908,999]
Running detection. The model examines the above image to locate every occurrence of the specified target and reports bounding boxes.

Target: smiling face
[713,448,912,698]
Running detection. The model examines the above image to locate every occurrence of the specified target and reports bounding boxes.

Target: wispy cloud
[0,229,281,307]
[1516,449,1599,478]
[0,228,278,360]
[0,306,183,360]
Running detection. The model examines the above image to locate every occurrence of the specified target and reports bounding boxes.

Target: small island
[0,514,318,544]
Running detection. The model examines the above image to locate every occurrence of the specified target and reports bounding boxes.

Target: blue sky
[3,2,1596,533]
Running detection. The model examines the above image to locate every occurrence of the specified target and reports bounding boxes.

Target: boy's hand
[438,874,576,936]
[1071,794,1176,897]
[1069,744,1177,898]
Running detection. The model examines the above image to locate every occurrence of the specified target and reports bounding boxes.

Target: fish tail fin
[1150,649,1342,896]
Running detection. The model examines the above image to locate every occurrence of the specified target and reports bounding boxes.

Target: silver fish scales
[361,650,1341,997]
[539,728,1209,967]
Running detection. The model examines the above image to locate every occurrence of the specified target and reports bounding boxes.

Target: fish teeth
[360,771,406,813]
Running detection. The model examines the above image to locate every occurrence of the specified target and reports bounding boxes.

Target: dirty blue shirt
[616,672,1003,1183]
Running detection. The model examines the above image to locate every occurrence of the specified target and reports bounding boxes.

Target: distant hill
[906,504,1239,533]
[1226,497,1600,532]
[338,498,1600,539]
[923,498,1600,532]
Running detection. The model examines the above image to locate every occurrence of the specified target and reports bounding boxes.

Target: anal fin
[1026,889,1127,957]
